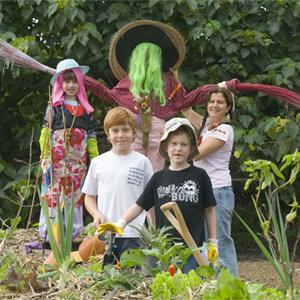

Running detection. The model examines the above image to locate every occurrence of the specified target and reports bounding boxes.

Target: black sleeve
[87,113,97,139]
[202,170,217,208]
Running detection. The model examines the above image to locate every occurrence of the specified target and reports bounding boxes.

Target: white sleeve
[209,124,233,143]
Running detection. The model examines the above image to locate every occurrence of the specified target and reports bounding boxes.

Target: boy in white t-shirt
[82,107,153,260]
[98,118,218,273]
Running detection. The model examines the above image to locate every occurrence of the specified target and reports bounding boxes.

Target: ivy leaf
[238,115,253,128]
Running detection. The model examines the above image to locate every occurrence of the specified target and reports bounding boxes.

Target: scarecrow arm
[235,83,300,109]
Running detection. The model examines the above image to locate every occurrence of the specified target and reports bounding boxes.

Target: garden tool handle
[160,202,208,266]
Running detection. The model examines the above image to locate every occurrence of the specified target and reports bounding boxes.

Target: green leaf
[107,10,119,23]
[187,0,198,10]
[65,6,78,22]
[203,27,213,38]
[120,249,146,268]
[238,115,253,128]
[86,22,103,42]
[211,34,222,51]
[270,162,285,180]
[196,265,215,278]
[286,211,296,222]
[73,266,86,276]
[234,129,243,142]
[74,44,87,59]
[48,2,59,18]
[56,13,67,30]
[78,30,89,46]
[282,65,295,78]
[240,48,250,59]
[149,0,160,8]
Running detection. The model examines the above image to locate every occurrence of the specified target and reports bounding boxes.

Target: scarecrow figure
[1,20,300,171]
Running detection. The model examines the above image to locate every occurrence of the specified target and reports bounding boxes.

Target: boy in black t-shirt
[99,118,218,273]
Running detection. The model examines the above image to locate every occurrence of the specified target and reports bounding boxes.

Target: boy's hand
[97,219,127,236]
[208,238,218,263]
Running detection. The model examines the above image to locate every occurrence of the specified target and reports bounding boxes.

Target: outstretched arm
[123,203,144,224]
[97,203,145,236]
[181,107,203,130]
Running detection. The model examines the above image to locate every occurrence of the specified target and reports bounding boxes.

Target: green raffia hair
[128,42,166,107]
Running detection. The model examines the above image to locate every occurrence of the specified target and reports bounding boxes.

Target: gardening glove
[39,127,51,159]
[97,219,127,236]
[87,138,99,160]
[208,238,219,263]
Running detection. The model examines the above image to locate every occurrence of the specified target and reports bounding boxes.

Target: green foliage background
[0,0,300,226]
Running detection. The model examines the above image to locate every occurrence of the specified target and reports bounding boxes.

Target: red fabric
[83,75,240,119]
[83,74,300,117]
[235,83,300,109]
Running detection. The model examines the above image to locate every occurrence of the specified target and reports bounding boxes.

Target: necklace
[62,104,78,157]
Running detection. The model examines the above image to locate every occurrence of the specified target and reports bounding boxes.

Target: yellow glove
[97,219,127,236]
[208,238,219,263]
[87,138,99,160]
[39,127,51,159]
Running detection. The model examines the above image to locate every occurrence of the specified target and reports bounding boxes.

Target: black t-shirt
[136,165,216,246]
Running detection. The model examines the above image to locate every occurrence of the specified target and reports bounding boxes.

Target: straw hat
[109,20,186,80]
[50,59,89,85]
[159,118,200,162]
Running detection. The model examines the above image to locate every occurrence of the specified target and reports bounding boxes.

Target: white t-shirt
[194,120,233,188]
[82,150,154,237]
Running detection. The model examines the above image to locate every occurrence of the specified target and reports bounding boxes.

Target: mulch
[1,228,300,299]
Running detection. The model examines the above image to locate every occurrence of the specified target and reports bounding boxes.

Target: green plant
[130,218,176,250]
[238,151,300,299]
[89,264,143,292]
[37,189,74,289]
[203,268,281,300]
[150,270,203,300]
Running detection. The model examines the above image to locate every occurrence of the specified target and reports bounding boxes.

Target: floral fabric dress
[41,100,97,208]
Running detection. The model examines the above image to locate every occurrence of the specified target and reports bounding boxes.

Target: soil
[1,228,300,299]
[238,253,300,288]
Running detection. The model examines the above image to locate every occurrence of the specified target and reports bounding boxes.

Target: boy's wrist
[115,219,127,229]
[208,238,218,247]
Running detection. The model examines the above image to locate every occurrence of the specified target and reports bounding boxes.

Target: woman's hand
[169,67,180,82]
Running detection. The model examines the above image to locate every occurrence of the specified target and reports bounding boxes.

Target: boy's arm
[123,203,144,224]
[97,203,144,236]
[204,206,219,263]
[204,206,217,239]
[84,194,105,230]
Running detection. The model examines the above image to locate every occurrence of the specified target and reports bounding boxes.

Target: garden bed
[1,228,299,299]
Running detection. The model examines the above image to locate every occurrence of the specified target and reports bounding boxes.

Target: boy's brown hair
[104,106,139,136]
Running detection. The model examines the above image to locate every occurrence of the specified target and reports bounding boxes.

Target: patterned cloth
[41,128,87,208]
